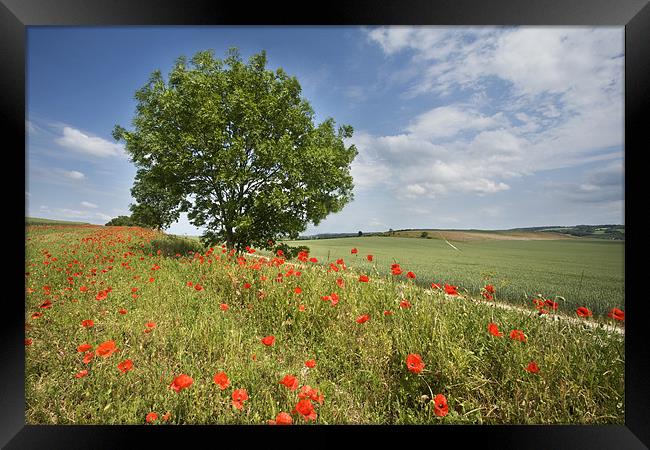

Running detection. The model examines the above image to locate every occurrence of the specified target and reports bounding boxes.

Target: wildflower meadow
[25,224,625,425]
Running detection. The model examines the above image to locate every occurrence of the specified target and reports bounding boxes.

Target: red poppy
[31,312,43,319]
[118,308,128,315]
[39,299,52,309]
[220,303,229,311]
[75,369,89,379]
[261,335,275,346]
[607,307,625,321]
[162,412,171,422]
[194,283,204,291]
[298,385,325,404]
[243,283,251,289]
[525,361,540,374]
[359,275,369,283]
[400,300,412,309]
[280,375,299,391]
[384,310,393,316]
[96,340,117,358]
[406,353,425,374]
[431,282,441,289]
[232,388,249,410]
[356,314,370,324]
[269,412,293,425]
[433,394,448,417]
[298,304,306,312]
[336,278,344,288]
[149,277,155,283]
[294,287,302,294]
[305,359,316,368]
[576,306,592,317]
[81,320,94,328]
[95,290,108,301]
[366,255,373,262]
[294,399,317,421]
[80,286,89,292]
[351,248,358,254]
[488,322,504,337]
[485,284,496,294]
[406,271,416,279]
[391,266,403,275]
[170,374,193,392]
[146,412,158,423]
[444,284,458,295]
[509,329,527,343]
[544,299,558,310]
[309,257,318,263]
[213,371,230,390]
[131,287,138,293]
[186,281,193,287]
[117,359,134,373]
[82,351,94,364]
[25,338,33,346]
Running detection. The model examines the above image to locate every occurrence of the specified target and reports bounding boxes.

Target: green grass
[26,217,91,226]
[25,225,625,425]
[283,236,624,316]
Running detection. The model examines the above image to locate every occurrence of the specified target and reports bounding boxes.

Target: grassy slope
[26,217,91,226]
[284,236,624,315]
[25,227,624,425]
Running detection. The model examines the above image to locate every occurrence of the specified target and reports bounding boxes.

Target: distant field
[284,236,624,315]
[389,229,576,242]
[26,217,90,226]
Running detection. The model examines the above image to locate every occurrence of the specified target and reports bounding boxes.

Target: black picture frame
[3,0,649,447]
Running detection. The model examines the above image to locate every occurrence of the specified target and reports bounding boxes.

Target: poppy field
[285,236,625,317]
[25,224,625,425]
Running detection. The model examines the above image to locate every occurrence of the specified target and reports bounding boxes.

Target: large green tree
[113,48,357,251]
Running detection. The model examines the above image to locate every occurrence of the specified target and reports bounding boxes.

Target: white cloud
[81,201,98,208]
[405,106,503,139]
[95,212,113,221]
[359,27,623,201]
[62,170,86,180]
[55,126,124,158]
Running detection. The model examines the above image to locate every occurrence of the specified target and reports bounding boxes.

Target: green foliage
[420,231,429,238]
[114,48,357,252]
[129,169,182,230]
[272,242,310,259]
[105,215,139,227]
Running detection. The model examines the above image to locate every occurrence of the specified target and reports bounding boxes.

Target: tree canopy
[113,48,357,251]
[105,215,139,227]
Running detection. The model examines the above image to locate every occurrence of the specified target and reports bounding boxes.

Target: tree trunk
[225,226,235,251]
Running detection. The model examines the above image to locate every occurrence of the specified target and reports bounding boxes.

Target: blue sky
[26,26,624,236]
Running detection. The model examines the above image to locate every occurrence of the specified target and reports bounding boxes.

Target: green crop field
[284,236,625,316]
[25,224,625,425]
[26,217,90,226]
